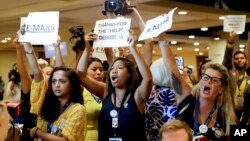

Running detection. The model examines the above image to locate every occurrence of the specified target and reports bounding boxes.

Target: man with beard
[223,31,250,125]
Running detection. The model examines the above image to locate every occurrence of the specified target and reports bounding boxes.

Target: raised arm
[130,8,153,67]
[104,11,117,65]
[158,32,191,105]
[13,36,32,94]
[129,31,152,111]
[77,33,106,99]
[22,42,43,82]
[222,31,237,70]
[53,40,65,67]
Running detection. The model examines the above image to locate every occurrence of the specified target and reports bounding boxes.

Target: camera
[103,0,133,15]
[69,26,85,51]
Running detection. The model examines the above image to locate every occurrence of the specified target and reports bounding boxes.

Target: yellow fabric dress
[36,103,87,141]
[30,80,87,141]
[84,89,102,141]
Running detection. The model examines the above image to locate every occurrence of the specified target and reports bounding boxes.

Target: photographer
[5,64,21,102]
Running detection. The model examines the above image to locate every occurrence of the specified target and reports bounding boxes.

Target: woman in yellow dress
[83,57,105,141]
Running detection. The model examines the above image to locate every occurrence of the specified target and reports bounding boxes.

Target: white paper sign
[44,42,67,58]
[92,47,119,61]
[93,17,131,48]
[223,15,246,33]
[139,7,177,41]
[20,17,27,28]
[19,11,59,45]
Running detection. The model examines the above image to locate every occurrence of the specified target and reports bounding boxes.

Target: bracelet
[158,40,169,47]
[35,128,39,137]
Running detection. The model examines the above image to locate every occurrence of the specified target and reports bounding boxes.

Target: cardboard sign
[139,7,177,41]
[93,17,131,48]
[223,15,246,33]
[19,11,59,45]
[44,42,67,58]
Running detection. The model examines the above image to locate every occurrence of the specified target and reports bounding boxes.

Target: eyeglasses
[201,74,222,84]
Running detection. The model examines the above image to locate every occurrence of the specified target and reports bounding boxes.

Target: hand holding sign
[93,17,131,48]
[139,7,177,41]
[18,11,59,45]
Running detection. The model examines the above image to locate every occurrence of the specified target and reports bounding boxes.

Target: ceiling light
[194,48,199,52]
[136,44,142,47]
[207,47,210,50]
[188,35,195,39]
[237,31,243,34]
[199,52,203,55]
[239,44,245,48]
[152,50,155,54]
[178,11,188,15]
[219,16,224,20]
[171,41,177,44]
[1,39,7,43]
[201,27,208,31]
[194,42,200,46]
[213,35,220,40]
[239,48,244,52]
[177,47,182,51]
[6,37,11,40]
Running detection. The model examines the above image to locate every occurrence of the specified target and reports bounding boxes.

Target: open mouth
[203,86,211,94]
[111,75,118,83]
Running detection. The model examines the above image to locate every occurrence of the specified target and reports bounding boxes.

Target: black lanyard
[112,91,129,137]
[193,99,217,134]
[114,91,129,111]
[48,102,71,133]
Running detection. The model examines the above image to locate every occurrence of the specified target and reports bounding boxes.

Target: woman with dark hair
[29,66,87,141]
[84,57,105,141]
[77,31,152,141]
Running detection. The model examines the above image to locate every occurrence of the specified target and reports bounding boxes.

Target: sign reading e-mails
[93,17,131,48]
[138,7,177,41]
[19,11,59,45]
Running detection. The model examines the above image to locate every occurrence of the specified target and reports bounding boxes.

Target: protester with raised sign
[222,31,250,125]
[157,31,237,140]
[77,30,152,141]
[20,35,87,140]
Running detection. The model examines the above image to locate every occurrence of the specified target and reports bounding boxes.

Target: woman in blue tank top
[77,31,153,141]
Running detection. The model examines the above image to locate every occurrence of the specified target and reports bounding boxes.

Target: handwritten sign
[139,7,177,41]
[19,11,59,45]
[93,17,131,48]
[44,42,67,58]
[223,15,246,33]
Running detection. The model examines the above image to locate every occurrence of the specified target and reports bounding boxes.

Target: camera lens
[108,0,117,11]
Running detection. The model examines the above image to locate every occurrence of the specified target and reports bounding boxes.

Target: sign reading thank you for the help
[93,17,131,48]
[138,7,177,41]
[19,11,59,45]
